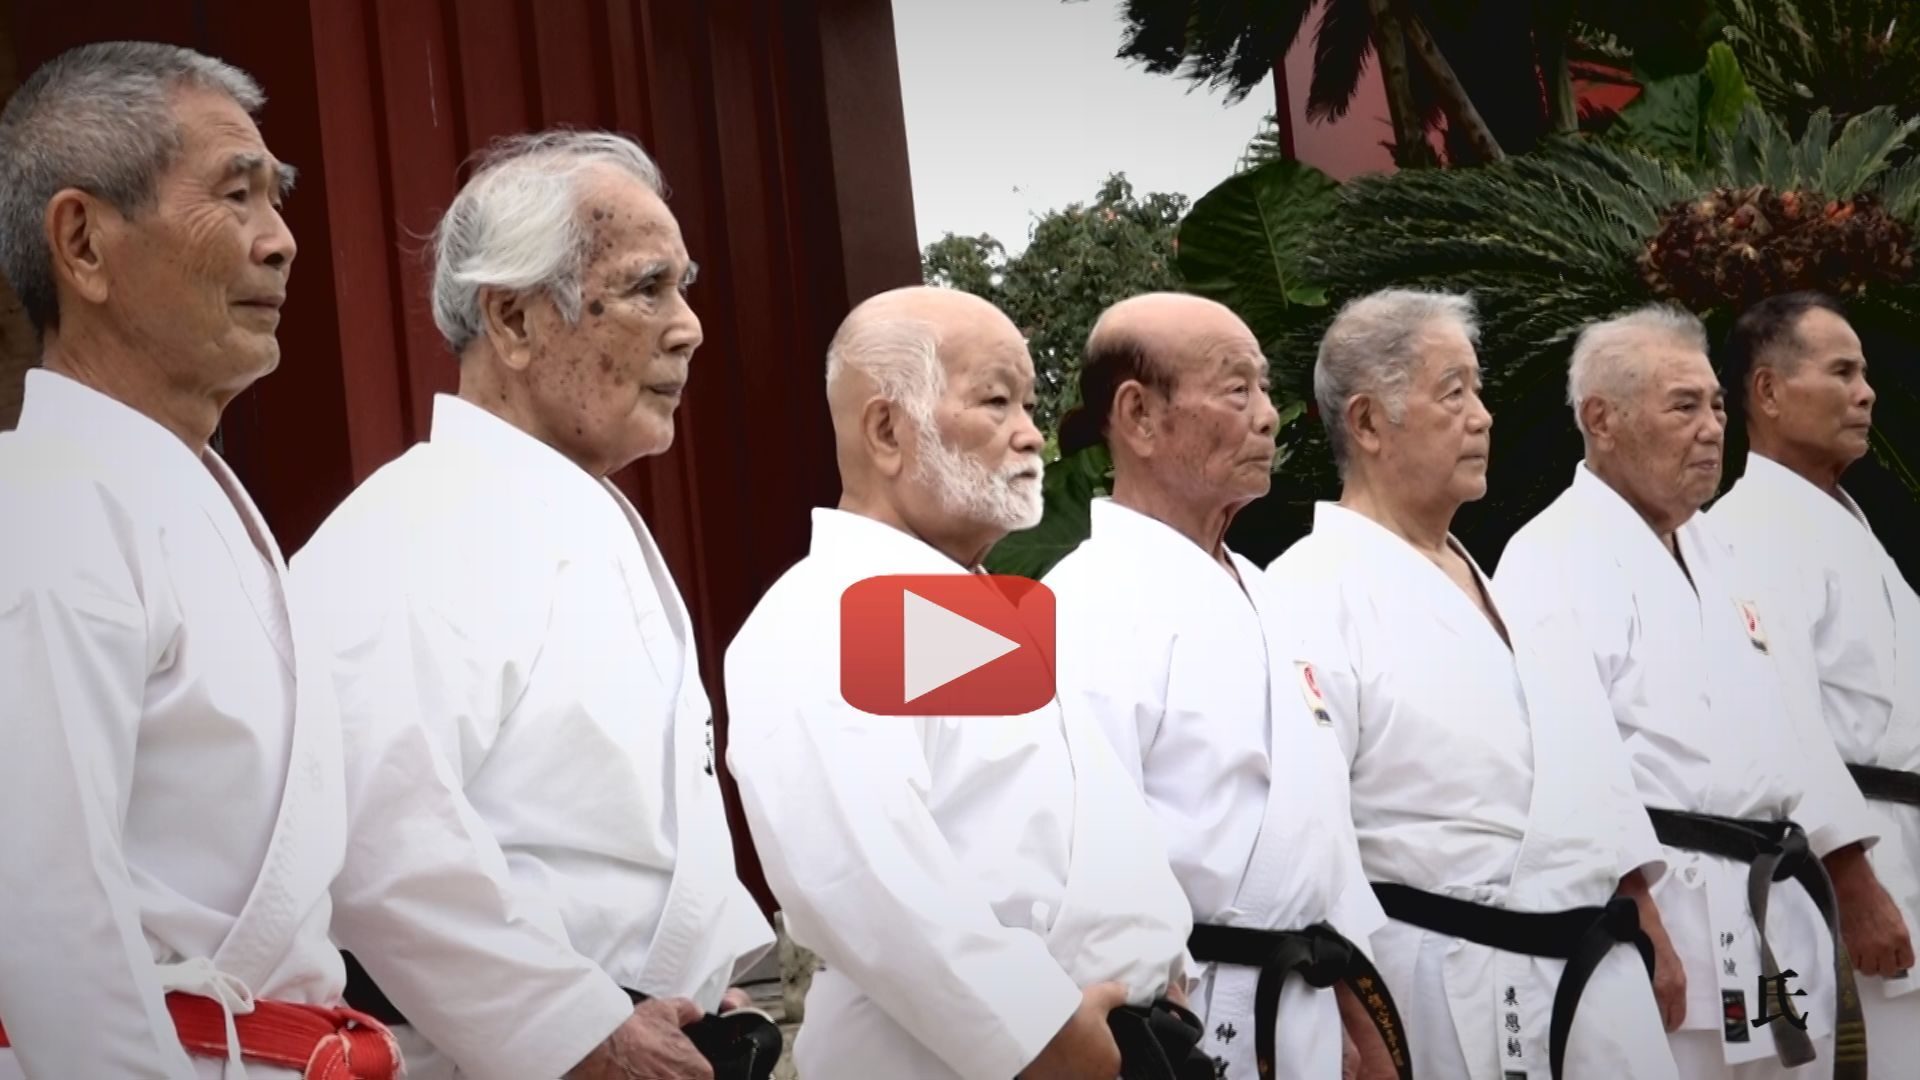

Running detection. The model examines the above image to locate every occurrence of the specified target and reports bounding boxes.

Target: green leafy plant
[1609,41,1756,163]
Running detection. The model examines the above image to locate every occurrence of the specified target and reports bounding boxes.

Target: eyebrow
[630,258,697,284]
[223,152,297,199]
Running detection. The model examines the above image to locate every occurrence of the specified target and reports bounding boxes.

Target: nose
[1701,405,1726,443]
[1858,373,1877,412]
[1010,405,1044,454]
[256,204,297,273]
[665,288,704,355]
[1468,389,1493,432]
[1253,391,1280,438]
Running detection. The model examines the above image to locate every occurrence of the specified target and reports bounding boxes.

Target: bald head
[1088,292,1249,362]
[1067,290,1279,517]
[823,285,1045,544]
[1060,292,1260,456]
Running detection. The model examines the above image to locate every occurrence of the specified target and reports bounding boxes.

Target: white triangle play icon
[901,589,1020,703]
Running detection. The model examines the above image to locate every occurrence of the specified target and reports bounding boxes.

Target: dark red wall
[8,0,923,910]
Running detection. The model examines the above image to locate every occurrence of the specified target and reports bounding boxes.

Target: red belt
[0,992,400,1078]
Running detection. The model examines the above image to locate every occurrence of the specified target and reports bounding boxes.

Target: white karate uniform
[0,369,343,1080]
[291,394,774,1079]
[1266,502,1674,1080]
[1712,451,1920,1062]
[1497,463,1879,1078]
[1047,498,1383,1079]
[725,508,1194,1080]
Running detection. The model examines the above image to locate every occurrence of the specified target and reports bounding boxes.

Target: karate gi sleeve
[0,479,198,1080]
[291,550,634,1080]
[727,676,1083,1079]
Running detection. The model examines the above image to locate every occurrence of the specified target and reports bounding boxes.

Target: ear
[1345,393,1385,458]
[478,286,536,371]
[1578,396,1612,446]
[1748,365,1781,419]
[45,189,112,310]
[1110,379,1157,458]
[863,397,908,479]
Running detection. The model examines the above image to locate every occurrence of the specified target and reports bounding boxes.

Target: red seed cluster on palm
[1639,186,1915,312]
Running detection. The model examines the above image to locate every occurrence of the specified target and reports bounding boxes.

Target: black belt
[1187,921,1411,1080]
[1370,883,1653,1080]
[341,951,781,1080]
[1849,763,1920,807]
[1647,808,1865,1080]
[1103,998,1215,1080]
[1014,997,1211,1080]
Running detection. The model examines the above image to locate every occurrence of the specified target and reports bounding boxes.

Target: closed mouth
[646,382,685,398]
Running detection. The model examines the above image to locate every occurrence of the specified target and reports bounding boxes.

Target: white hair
[1566,304,1709,435]
[823,311,946,424]
[1314,287,1479,472]
[430,129,664,356]
[0,41,268,333]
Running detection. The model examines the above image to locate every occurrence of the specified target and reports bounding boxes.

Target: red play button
[839,574,1056,716]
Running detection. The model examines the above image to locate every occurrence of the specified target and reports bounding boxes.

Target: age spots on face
[599,351,615,375]
[588,300,605,317]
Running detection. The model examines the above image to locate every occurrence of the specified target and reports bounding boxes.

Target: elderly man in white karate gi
[1496,303,1905,1080]
[1263,288,1682,1080]
[1708,291,1920,1063]
[0,44,755,1080]
[291,131,776,1080]
[1044,293,1407,1080]
[725,285,1199,1080]
[0,41,392,1080]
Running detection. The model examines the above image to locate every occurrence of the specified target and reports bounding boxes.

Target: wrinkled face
[98,87,296,396]
[520,167,702,475]
[1155,318,1280,505]
[1377,321,1492,506]
[905,318,1046,532]
[1607,343,1726,521]
[1763,308,1875,468]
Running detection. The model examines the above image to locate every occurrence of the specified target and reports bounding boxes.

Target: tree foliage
[921,174,1185,437]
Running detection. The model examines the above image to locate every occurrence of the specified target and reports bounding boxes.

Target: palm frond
[1112,0,1321,103]
[1880,157,1920,223]
[1815,107,1920,198]
[1306,0,1377,123]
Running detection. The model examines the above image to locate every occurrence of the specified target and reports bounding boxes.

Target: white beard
[914,426,1044,532]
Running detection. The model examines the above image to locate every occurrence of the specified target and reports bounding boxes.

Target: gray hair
[1567,304,1709,435]
[1314,287,1479,472]
[0,41,266,334]
[430,129,665,356]
[824,311,945,425]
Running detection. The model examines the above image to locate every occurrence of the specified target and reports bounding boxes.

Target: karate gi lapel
[207,467,346,996]
[606,488,771,999]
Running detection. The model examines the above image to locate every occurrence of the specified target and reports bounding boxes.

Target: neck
[1337,468,1455,554]
[41,323,225,452]
[1110,470,1237,564]
[457,354,608,477]
[1748,427,1848,498]
[1584,456,1689,549]
[837,489,997,570]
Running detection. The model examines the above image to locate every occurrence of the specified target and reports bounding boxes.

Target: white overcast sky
[891,0,1278,256]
